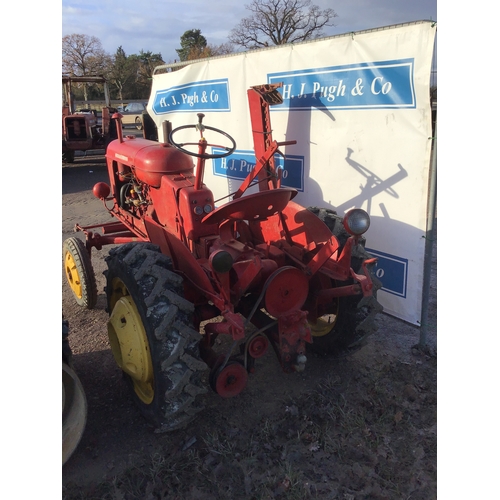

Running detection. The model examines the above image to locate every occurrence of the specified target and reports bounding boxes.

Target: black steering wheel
[169,113,236,160]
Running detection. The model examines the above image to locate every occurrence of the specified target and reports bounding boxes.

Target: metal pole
[419,118,437,348]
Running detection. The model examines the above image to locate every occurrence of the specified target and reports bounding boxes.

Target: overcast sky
[62,0,437,64]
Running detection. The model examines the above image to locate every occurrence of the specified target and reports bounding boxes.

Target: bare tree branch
[62,34,112,100]
[229,0,337,49]
[62,34,109,77]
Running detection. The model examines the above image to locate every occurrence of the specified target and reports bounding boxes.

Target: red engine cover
[106,137,194,187]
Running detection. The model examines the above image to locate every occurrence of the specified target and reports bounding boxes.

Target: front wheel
[135,116,143,130]
[63,237,98,309]
[104,243,208,432]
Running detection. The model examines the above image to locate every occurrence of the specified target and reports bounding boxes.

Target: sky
[61,0,437,64]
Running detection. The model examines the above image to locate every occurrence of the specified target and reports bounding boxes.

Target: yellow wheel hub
[309,313,338,337]
[309,296,339,338]
[64,250,83,299]
[107,279,154,404]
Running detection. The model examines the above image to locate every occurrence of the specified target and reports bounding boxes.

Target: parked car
[120,102,147,130]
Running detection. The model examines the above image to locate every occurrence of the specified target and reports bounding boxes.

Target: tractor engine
[117,173,150,218]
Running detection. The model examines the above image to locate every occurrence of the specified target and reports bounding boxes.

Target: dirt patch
[62,156,436,499]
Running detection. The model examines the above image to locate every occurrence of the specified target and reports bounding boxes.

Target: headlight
[343,208,370,236]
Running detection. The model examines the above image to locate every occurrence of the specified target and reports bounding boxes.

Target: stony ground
[62,154,437,499]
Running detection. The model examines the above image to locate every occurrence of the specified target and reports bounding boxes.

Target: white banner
[148,21,437,325]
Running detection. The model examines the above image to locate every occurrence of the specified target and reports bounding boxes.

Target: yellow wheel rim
[64,250,83,299]
[309,313,338,337]
[309,296,339,337]
[107,278,154,404]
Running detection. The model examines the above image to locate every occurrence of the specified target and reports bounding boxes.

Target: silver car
[120,102,146,130]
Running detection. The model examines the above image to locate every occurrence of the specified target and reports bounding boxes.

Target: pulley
[210,361,248,398]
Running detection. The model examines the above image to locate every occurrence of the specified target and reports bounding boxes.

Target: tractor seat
[202,188,298,225]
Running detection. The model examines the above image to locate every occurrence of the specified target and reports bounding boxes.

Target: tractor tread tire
[62,319,88,466]
[63,237,98,309]
[104,242,208,433]
[63,318,72,366]
[306,207,383,355]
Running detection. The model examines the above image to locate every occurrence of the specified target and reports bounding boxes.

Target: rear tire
[104,242,208,432]
[63,362,87,465]
[135,116,143,130]
[307,207,383,355]
[63,237,98,309]
[62,319,87,466]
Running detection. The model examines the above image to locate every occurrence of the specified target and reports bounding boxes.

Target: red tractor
[62,75,118,163]
[63,83,382,432]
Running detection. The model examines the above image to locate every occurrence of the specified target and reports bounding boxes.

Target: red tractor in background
[62,75,118,163]
[63,83,382,432]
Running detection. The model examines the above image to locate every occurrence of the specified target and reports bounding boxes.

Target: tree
[108,46,131,101]
[106,47,164,100]
[185,42,235,61]
[62,34,112,100]
[134,50,164,98]
[229,0,338,49]
[62,34,107,75]
[176,29,208,61]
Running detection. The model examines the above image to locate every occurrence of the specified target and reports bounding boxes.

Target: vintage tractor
[63,83,382,432]
[62,75,118,163]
